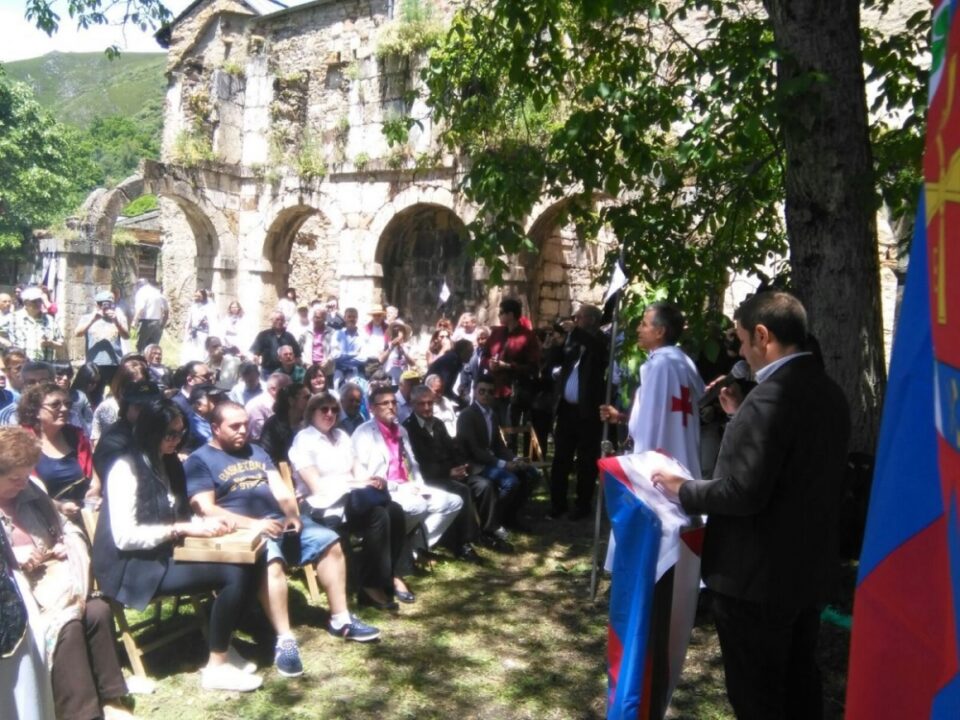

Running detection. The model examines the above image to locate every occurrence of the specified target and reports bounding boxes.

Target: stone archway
[375,204,479,334]
[261,205,336,323]
[522,198,617,324]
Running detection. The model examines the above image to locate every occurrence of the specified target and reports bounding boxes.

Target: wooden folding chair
[501,423,550,470]
[81,507,209,679]
[276,461,323,605]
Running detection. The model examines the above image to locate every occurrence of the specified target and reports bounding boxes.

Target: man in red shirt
[483,298,541,444]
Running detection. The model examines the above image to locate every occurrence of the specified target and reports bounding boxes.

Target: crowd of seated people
[0,290,563,709]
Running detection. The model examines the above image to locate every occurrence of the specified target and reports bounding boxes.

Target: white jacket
[351,419,425,489]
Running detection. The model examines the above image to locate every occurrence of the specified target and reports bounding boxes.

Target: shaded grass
[117,490,852,719]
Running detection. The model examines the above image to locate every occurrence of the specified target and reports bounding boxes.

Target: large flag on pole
[846,1,960,716]
[604,452,703,720]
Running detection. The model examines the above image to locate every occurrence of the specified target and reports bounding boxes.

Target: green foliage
[294,131,326,182]
[80,112,161,187]
[221,60,245,78]
[423,0,925,348]
[172,125,217,167]
[0,68,98,248]
[354,152,370,171]
[376,0,446,59]
[121,193,158,216]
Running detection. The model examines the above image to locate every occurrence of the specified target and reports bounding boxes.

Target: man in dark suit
[457,374,537,533]
[403,385,496,561]
[656,291,850,720]
[548,304,608,520]
[426,339,474,406]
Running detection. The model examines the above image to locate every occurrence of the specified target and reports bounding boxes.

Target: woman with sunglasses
[289,392,413,610]
[93,400,263,692]
[17,382,99,521]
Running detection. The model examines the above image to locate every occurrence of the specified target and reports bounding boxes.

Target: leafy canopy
[422,0,926,351]
[0,67,98,247]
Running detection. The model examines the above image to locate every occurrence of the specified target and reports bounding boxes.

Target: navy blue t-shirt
[184,443,282,520]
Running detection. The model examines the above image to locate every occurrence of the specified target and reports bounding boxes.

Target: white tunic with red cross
[627,344,704,478]
[606,344,705,571]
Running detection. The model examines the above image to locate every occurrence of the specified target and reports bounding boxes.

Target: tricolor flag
[846,1,960,716]
[604,451,703,720]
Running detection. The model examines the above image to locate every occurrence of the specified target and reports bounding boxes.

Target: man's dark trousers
[711,592,823,720]
[137,319,163,352]
[549,399,602,515]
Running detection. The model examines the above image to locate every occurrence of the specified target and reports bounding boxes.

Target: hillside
[4,51,166,128]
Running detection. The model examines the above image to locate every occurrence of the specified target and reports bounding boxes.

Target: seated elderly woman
[18,381,99,521]
[91,355,149,444]
[0,426,132,719]
[92,400,263,692]
[289,391,414,611]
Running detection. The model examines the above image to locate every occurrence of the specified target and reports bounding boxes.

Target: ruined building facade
[136,0,613,335]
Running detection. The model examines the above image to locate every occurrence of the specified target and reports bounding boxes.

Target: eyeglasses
[374,400,397,407]
[164,428,188,440]
[193,373,213,381]
[316,406,338,415]
[42,399,72,411]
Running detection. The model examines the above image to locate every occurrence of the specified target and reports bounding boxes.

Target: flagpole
[590,249,626,601]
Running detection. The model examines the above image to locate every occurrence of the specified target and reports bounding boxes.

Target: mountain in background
[4,51,166,129]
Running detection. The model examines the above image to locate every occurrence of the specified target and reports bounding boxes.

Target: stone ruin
[135,0,617,339]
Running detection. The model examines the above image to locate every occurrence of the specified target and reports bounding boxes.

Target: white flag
[604,261,627,305]
[438,280,451,304]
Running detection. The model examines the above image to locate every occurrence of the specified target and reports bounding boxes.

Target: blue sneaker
[274,637,303,677]
[327,615,381,643]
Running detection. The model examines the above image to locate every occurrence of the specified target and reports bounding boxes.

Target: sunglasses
[43,399,73,411]
[316,406,338,415]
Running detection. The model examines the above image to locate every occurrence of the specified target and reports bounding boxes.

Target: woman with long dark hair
[259,382,310,466]
[92,400,262,692]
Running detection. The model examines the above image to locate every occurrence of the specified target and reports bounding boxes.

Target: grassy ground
[120,491,852,720]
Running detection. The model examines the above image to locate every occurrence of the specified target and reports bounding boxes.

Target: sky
[0,0,192,61]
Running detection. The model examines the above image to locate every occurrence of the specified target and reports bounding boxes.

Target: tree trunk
[763,0,886,454]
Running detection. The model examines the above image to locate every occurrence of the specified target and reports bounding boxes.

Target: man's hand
[599,404,622,424]
[59,500,81,519]
[449,464,469,480]
[367,476,386,490]
[257,518,285,538]
[651,471,687,499]
[718,383,744,415]
[282,516,303,534]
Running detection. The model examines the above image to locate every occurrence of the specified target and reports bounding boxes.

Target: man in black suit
[403,385,495,561]
[456,375,537,533]
[656,291,850,720]
[426,339,474,406]
[548,304,608,520]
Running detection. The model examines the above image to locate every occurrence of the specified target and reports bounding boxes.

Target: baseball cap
[400,369,421,382]
[21,287,43,302]
[95,291,114,304]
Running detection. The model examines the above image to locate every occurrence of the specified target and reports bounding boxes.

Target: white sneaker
[493,526,510,542]
[226,644,257,674]
[200,663,263,692]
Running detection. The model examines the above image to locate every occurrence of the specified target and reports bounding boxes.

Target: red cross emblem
[671,385,693,427]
